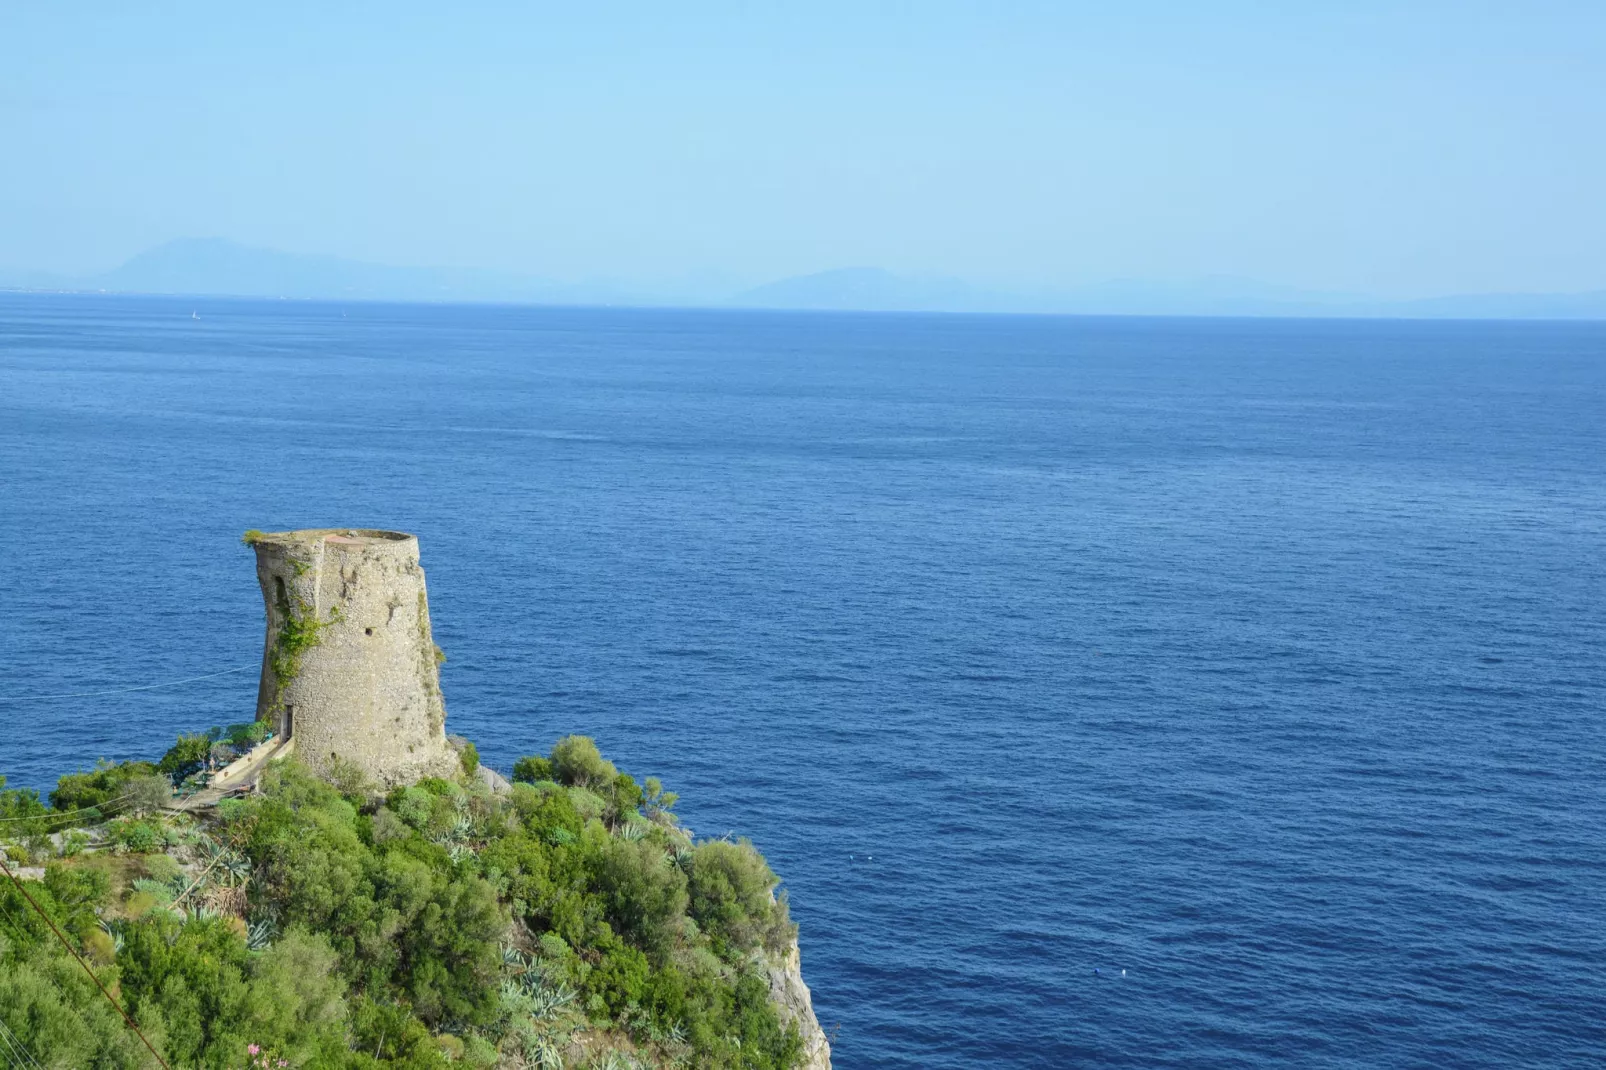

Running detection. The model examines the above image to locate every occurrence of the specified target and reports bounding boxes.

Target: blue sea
[2,294,1604,1067]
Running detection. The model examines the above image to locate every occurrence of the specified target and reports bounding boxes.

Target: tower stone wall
[250,528,459,788]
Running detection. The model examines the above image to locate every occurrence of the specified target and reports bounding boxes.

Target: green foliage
[511,755,553,784]
[159,732,215,783]
[107,817,164,854]
[391,786,436,830]
[593,837,689,959]
[550,735,617,790]
[0,775,51,844]
[459,741,480,777]
[242,528,267,546]
[57,829,91,858]
[228,762,504,1029]
[225,720,272,747]
[143,852,183,884]
[326,755,378,802]
[0,873,149,1066]
[125,774,173,815]
[643,777,679,818]
[0,775,48,821]
[266,577,340,703]
[51,759,160,815]
[687,839,796,956]
[3,735,804,1069]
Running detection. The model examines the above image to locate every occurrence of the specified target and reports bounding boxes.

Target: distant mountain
[733,268,1606,320]
[1387,290,1606,320]
[729,267,999,313]
[730,269,1372,316]
[5,240,1605,319]
[35,238,689,306]
[95,238,510,301]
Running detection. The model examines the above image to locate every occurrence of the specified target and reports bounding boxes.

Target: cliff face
[769,939,832,1070]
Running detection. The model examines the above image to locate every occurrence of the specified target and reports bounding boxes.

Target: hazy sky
[3,2,1603,296]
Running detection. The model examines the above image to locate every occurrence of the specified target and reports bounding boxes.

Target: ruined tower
[249,528,459,787]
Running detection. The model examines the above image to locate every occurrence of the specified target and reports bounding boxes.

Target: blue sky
[2,2,1603,296]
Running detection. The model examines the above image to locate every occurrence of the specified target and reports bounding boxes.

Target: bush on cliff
[0,735,804,1069]
[159,732,215,783]
[51,758,161,815]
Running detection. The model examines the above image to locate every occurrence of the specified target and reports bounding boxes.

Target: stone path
[169,737,296,812]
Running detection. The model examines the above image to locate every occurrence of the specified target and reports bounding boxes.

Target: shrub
[225,720,272,748]
[160,733,216,782]
[0,777,50,840]
[458,741,480,777]
[142,852,183,884]
[592,837,688,959]
[391,786,435,830]
[549,736,616,790]
[511,755,553,784]
[51,759,160,814]
[0,776,48,821]
[57,829,90,858]
[418,777,460,798]
[687,839,795,955]
[370,807,410,844]
[44,863,109,922]
[125,774,173,815]
[643,776,679,818]
[107,817,163,854]
[12,737,806,1070]
[325,756,376,802]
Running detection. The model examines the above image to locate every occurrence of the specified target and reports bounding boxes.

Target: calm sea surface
[2,294,1604,1067]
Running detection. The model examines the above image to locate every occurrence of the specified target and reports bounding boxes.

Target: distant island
[0,529,830,1069]
[5,237,1605,320]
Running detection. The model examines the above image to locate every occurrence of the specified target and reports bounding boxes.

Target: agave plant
[648,1020,687,1047]
[219,853,253,887]
[527,982,577,1022]
[523,1034,564,1070]
[97,919,126,954]
[246,917,278,952]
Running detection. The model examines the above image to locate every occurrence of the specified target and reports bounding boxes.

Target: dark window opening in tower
[284,705,294,739]
[273,575,288,609]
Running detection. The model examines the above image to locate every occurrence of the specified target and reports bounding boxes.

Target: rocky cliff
[770,938,832,1070]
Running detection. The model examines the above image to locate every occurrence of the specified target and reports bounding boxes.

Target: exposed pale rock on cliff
[770,938,832,1070]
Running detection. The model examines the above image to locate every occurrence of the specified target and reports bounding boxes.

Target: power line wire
[0,1016,31,1070]
[0,787,145,826]
[0,853,171,1070]
[0,665,254,703]
[0,903,96,1070]
[0,1022,29,1070]
[0,1014,43,1070]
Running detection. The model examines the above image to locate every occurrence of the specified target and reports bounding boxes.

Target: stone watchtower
[249,528,459,787]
